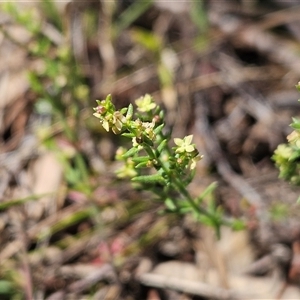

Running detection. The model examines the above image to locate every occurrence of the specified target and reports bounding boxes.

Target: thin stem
[152,151,216,221]
[173,176,216,220]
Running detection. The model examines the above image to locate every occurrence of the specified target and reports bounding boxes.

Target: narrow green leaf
[289,151,300,161]
[179,206,193,214]
[156,139,167,155]
[120,107,128,115]
[0,193,52,210]
[165,198,177,211]
[197,215,215,227]
[190,0,208,32]
[114,0,153,37]
[40,0,63,31]
[291,118,300,129]
[196,182,217,204]
[176,200,193,214]
[132,174,165,184]
[122,132,135,138]
[106,94,112,101]
[154,123,164,135]
[159,110,164,119]
[132,156,149,163]
[38,207,95,241]
[135,161,149,168]
[126,103,134,119]
[143,143,155,159]
[141,133,154,146]
[131,28,161,53]
[122,147,139,158]
[208,198,216,214]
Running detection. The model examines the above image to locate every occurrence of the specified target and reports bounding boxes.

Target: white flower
[174,135,195,153]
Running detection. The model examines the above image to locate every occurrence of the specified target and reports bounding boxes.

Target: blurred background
[2,0,300,299]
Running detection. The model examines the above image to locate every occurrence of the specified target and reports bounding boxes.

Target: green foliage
[39,0,63,31]
[131,28,162,54]
[273,83,300,186]
[0,280,17,295]
[93,94,242,234]
[2,1,92,193]
[190,0,208,32]
[269,203,289,221]
[0,194,51,211]
[37,206,97,241]
[114,0,153,37]
[190,1,211,54]
[0,270,23,299]
[1,2,40,33]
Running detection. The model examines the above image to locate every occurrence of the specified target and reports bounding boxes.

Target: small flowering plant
[273,83,300,187]
[94,94,240,233]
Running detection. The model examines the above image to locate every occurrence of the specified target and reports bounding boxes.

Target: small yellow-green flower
[142,121,155,140]
[116,159,138,178]
[115,147,126,160]
[135,94,157,112]
[273,144,293,165]
[112,111,126,134]
[287,130,300,148]
[174,135,195,153]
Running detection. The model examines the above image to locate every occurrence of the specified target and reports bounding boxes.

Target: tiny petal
[185,145,195,152]
[115,119,123,131]
[96,105,106,114]
[114,111,126,123]
[112,126,117,134]
[102,120,110,132]
[93,113,101,118]
[190,160,197,170]
[287,131,300,143]
[174,138,183,147]
[185,135,193,144]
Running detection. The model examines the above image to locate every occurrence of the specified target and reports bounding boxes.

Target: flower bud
[152,115,161,124]
[96,105,106,114]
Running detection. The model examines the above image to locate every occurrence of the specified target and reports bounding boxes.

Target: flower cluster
[93,94,203,179]
[135,94,157,112]
[271,82,300,207]
[273,85,300,186]
[93,95,127,134]
[131,119,156,144]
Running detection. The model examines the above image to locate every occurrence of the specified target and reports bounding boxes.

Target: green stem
[153,151,215,221]
[173,176,215,219]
